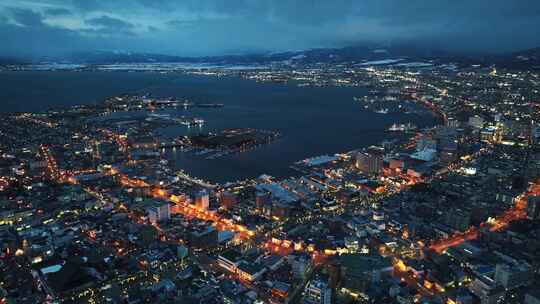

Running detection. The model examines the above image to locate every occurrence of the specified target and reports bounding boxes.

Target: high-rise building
[219,191,237,209]
[527,196,540,220]
[255,191,271,209]
[304,279,332,304]
[144,200,170,224]
[194,190,210,211]
[356,152,383,175]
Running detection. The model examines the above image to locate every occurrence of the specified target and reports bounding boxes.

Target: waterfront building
[356,152,383,175]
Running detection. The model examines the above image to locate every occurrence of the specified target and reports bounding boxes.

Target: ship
[193,118,205,125]
[374,108,389,114]
[179,101,195,107]
[387,122,417,132]
[173,117,205,126]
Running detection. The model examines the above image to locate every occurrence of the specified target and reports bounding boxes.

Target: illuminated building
[271,282,290,301]
[130,135,159,149]
[304,279,331,304]
[389,158,405,170]
[344,237,360,253]
[270,201,291,219]
[468,276,505,304]
[356,152,383,175]
[217,250,243,273]
[255,191,271,209]
[468,116,485,129]
[194,189,210,211]
[236,261,266,282]
[372,211,384,221]
[144,200,170,224]
[411,148,437,162]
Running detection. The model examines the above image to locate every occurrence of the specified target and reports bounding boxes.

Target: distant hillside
[55,45,454,65]
[0,56,28,65]
[63,50,193,64]
[3,45,540,69]
[497,47,540,69]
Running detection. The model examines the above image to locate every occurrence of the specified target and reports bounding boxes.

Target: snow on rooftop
[256,183,299,203]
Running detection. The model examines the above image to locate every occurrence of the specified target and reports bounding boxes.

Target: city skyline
[2,2,540,304]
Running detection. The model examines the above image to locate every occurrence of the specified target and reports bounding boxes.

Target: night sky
[1,0,540,58]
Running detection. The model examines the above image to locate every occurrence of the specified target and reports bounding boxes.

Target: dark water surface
[0,71,438,182]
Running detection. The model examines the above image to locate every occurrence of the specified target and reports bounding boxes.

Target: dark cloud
[0,15,86,59]
[83,15,137,37]
[0,8,133,59]
[44,8,72,16]
[86,15,134,30]
[1,0,540,58]
[9,7,44,27]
